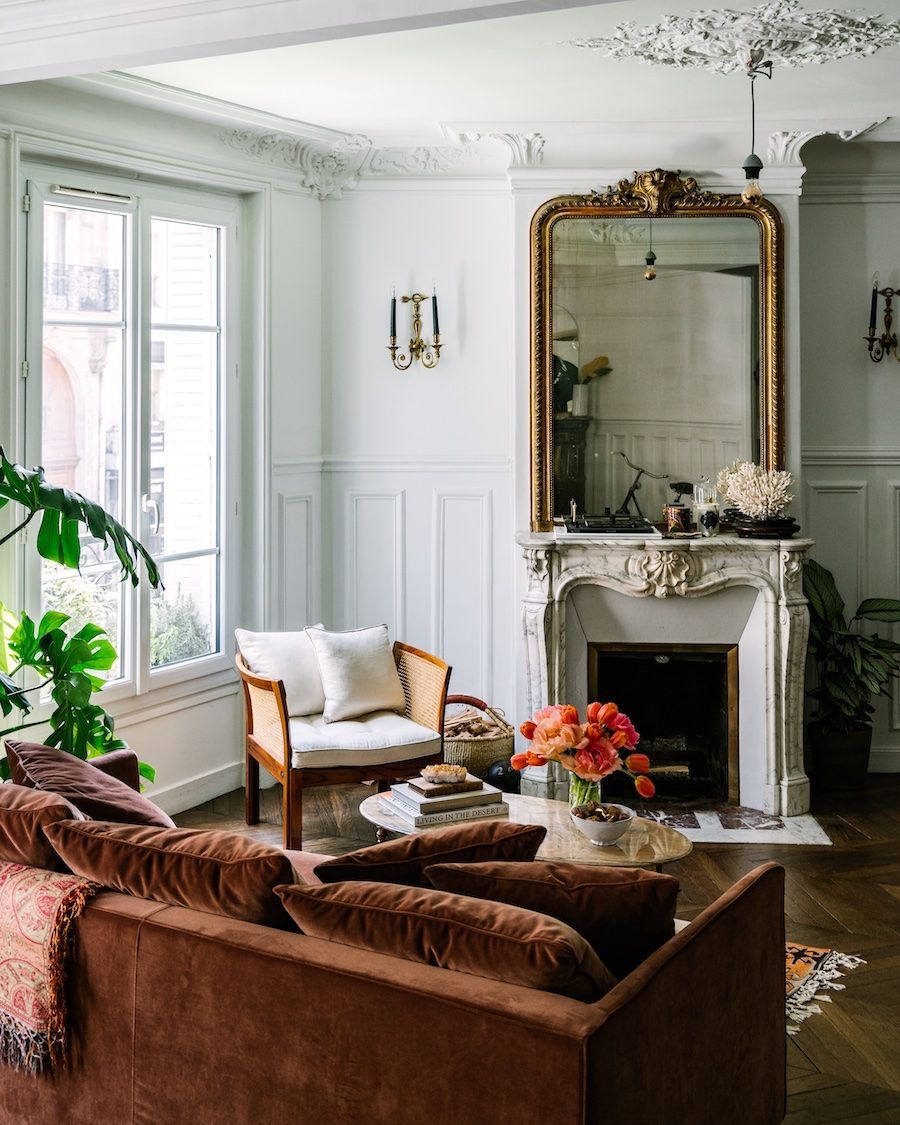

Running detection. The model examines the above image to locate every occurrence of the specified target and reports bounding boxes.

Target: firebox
[588,643,739,804]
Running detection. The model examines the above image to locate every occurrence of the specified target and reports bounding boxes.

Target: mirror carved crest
[530,169,784,532]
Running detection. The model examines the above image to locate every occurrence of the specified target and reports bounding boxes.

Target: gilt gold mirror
[530,169,784,531]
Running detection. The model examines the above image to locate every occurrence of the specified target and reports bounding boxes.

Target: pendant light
[742,49,772,203]
[644,219,657,280]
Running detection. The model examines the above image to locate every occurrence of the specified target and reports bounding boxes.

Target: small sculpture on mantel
[614,451,669,519]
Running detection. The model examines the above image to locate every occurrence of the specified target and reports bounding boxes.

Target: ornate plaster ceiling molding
[362,143,479,177]
[220,128,371,198]
[767,119,887,164]
[569,1,900,73]
[455,131,546,167]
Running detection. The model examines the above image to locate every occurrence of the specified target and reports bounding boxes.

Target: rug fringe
[786,951,865,1035]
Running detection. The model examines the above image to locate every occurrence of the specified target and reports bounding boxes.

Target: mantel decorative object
[388,287,442,370]
[865,274,899,363]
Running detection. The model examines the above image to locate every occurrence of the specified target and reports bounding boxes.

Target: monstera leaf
[0,447,160,587]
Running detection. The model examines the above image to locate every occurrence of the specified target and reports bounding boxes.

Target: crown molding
[766,120,888,166]
[221,129,371,199]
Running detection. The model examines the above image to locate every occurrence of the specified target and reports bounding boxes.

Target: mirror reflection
[551,216,760,521]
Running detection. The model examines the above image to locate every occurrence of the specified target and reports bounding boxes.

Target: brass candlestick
[388,292,442,370]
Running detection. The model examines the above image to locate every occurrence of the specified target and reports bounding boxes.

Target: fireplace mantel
[516,531,813,815]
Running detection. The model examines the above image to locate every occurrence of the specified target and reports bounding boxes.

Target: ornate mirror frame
[530,169,784,531]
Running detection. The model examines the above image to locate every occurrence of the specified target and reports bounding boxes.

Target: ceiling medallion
[569,1,900,73]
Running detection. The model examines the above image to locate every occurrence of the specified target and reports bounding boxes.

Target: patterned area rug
[785,942,865,1033]
[635,806,832,845]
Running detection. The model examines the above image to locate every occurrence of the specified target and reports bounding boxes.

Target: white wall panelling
[803,480,869,612]
[344,490,407,638]
[431,490,493,701]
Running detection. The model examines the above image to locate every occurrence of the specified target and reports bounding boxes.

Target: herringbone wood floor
[176,776,900,1124]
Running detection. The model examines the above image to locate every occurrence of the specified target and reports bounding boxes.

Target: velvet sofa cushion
[424,860,679,979]
[0,783,84,869]
[4,741,142,793]
[313,821,547,887]
[276,880,618,1002]
[5,741,174,827]
[43,820,295,927]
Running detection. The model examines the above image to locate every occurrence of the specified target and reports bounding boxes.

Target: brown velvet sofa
[2,858,786,1125]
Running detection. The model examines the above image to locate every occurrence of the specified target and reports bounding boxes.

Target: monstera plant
[0,448,161,782]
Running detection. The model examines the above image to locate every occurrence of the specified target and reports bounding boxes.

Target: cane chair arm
[235,654,290,771]
[393,642,451,735]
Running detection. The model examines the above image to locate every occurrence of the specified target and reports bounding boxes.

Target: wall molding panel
[275,492,314,628]
[804,479,869,611]
[803,447,900,466]
[345,490,407,637]
[891,481,900,732]
[431,490,494,701]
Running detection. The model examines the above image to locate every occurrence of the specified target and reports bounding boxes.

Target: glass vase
[568,776,601,810]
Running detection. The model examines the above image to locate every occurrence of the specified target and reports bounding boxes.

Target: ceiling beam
[0,0,612,86]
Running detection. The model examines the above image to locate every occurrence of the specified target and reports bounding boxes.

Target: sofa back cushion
[276,880,618,1001]
[0,783,84,869]
[425,860,678,978]
[313,821,547,887]
[43,821,294,927]
[305,624,406,723]
[6,741,174,827]
[235,627,326,717]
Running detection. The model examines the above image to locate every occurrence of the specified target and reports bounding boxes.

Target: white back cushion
[305,624,406,723]
[235,628,326,718]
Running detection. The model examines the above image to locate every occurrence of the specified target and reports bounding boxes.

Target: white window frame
[21,162,242,705]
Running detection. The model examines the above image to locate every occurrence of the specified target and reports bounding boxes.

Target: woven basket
[443,694,514,779]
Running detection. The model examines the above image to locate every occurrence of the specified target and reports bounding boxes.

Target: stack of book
[380,772,508,828]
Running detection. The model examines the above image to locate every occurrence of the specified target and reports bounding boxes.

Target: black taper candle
[868,274,878,338]
[390,290,397,338]
[432,289,440,337]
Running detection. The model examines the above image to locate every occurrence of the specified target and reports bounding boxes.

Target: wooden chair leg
[283,768,303,851]
[245,750,260,826]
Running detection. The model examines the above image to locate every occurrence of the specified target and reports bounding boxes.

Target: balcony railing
[43,263,120,314]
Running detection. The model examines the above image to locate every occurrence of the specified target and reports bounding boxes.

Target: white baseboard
[150,760,244,816]
[869,747,900,773]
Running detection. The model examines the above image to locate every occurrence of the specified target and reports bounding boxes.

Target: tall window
[24,170,239,696]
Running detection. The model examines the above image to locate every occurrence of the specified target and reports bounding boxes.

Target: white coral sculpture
[716,461,794,520]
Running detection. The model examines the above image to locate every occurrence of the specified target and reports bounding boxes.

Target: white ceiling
[124,0,900,146]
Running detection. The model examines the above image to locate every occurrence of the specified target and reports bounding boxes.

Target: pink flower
[609,711,640,747]
[573,739,622,782]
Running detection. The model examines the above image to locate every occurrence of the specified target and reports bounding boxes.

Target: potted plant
[716,460,799,538]
[0,448,160,781]
[803,557,900,787]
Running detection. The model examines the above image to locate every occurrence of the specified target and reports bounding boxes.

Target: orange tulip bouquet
[512,701,655,808]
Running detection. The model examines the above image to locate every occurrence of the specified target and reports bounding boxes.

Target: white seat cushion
[235,628,326,718]
[305,624,406,723]
[288,711,441,770]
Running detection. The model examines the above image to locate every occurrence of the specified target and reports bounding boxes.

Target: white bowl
[570,803,635,847]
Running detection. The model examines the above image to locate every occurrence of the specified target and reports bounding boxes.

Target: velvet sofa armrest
[585,862,787,1125]
[90,749,142,792]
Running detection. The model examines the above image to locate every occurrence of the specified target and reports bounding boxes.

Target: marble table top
[359,791,692,869]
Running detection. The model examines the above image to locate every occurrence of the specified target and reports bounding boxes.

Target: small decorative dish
[570,802,635,846]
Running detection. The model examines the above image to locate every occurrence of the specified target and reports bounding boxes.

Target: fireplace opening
[588,643,739,804]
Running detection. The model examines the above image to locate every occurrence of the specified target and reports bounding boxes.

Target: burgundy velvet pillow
[6,740,174,827]
[43,821,294,927]
[0,783,84,870]
[424,860,679,978]
[313,821,547,887]
[276,880,617,1002]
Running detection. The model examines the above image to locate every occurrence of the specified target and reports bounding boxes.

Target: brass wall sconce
[388,287,442,370]
[865,274,899,363]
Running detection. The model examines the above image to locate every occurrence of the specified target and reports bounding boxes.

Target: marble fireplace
[517,532,813,816]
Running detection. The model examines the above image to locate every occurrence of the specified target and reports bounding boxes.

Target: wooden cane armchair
[236,641,451,850]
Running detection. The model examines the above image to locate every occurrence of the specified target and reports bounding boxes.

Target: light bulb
[742,178,763,202]
[644,265,657,281]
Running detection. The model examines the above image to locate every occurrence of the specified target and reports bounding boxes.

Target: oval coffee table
[359,791,692,871]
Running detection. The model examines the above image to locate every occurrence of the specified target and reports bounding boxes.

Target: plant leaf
[856,598,900,623]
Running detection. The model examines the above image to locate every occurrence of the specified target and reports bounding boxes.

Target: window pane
[149,329,218,557]
[151,555,217,668]
[40,204,128,676]
[43,205,123,322]
[151,219,218,325]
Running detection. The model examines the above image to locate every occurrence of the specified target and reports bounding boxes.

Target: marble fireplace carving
[517,532,813,816]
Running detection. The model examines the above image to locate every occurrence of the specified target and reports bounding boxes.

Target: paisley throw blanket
[0,862,99,1073]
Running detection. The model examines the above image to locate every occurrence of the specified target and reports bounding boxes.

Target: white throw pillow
[305,624,406,723]
[235,628,326,718]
